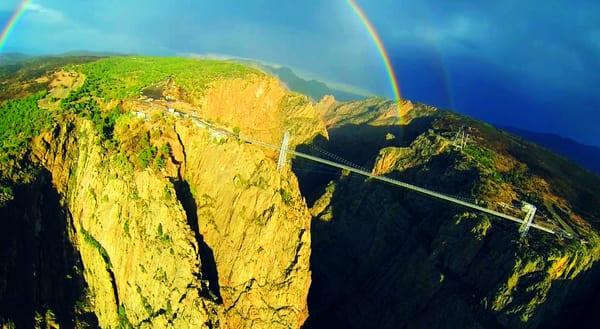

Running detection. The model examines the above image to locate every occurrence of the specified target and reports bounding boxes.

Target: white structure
[210,130,227,142]
[277,131,291,171]
[519,202,537,237]
[453,127,469,150]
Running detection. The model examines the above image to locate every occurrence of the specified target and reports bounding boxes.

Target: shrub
[156,223,171,244]
[280,188,293,205]
[117,304,133,329]
[0,92,51,165]
[123,219,131,237]
[0,185,14,206]
[60,78,123,141]
[81,228,112,268]
[138,145,157,169]
[152,143,170,170]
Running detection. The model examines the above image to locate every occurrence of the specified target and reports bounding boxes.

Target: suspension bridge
[171,109,563,237]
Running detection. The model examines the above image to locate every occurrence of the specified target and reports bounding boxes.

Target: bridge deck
[184,113,556,235]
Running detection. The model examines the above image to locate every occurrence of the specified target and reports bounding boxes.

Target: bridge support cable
[215,128,556,235]
[306,144,370,172]
[240,133,554,235]
[287,147,553,234]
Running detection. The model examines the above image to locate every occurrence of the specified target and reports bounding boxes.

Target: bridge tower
[277,131,290,171]
[453,127,468,150]
[519,202,537,237]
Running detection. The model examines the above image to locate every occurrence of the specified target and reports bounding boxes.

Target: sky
[1,0,599,146]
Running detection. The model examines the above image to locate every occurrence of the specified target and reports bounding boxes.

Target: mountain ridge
[501,125,600,175]
[0,55,599,328]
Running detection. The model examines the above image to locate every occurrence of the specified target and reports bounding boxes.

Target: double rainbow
[0,0,402,109]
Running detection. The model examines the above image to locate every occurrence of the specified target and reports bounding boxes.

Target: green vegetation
[117,304,133,329]
[153,143,170,170]
[280,188,293,205]
[0,92,53,206]
[136,133,156,168]
[157,223,172,244]
[135,132,170,170]
[0,92,52,164]
[81,228,112,268]
[0,56,99,101]
[464,144,495,170]
[59,79,123,140]
[463,118,600,225]
[0,186,14,205]
[138,145,157,169]
[123,219,131,237]
[502,162,529,186]
[0,56,260,175]
[73,56,261,102]
[463,144,503,183]
[464,142,530,187]
[135,286,153,316]
[59,56,258,144]
[166,300,173,316]
[162,184,172,200]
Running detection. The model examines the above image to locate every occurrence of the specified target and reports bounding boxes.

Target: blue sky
[1,0,599,146]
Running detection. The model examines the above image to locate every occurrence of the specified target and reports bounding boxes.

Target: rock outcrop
[0,71,323,328]
[2,56,600,329]
[299,98,600,329]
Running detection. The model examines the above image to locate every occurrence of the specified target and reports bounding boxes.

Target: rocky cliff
[0,57,325,328]
[1,56,600,329]
[300,98,600,329]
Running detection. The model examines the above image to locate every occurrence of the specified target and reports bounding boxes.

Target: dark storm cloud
[360,0,600,145]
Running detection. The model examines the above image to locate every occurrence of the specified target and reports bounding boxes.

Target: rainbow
[1,0,405,110]
[0,0,31,51]
[346,0,402,109]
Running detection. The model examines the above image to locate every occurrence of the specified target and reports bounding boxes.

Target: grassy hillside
[0,56,264,206]
[0,55,314,328]
[0,55,600,328]
[0,92,53,205]
[0,56,100,101]
[72,57,262,102]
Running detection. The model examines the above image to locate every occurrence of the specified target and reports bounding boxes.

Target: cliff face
[0,169,98,328]
[0,69,321,328]
[300,98,600,329]
[2,56,600,329]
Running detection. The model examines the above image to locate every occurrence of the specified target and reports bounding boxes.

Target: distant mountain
[57,50,128,57]
[0,51,122,66]
[502,126,600,175]
[251,63,368,101]
[0,53,30,65]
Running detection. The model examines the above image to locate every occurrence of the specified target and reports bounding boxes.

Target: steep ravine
[19,102,314,328]
[296,98,600,329]
[2,57,600,329]
[0,168,98,328]
[1,68,324,328]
